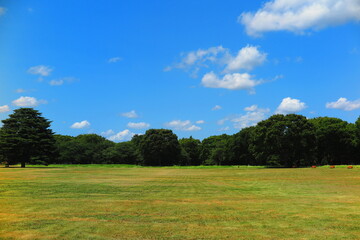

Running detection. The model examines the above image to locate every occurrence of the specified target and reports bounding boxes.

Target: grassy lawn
[1,165,360,239]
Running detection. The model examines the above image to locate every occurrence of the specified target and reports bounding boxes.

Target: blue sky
[1,0,360,141]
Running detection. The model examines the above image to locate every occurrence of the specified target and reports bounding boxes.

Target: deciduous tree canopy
[1,110,360,167]
[138,129,181,166]
[250,114,316,167]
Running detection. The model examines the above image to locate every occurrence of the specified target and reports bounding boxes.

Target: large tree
[179,136,201,166]
[71,134,114,164]
[102,141,140,164]
[138,129,181,166]
[199,134,230,165]
[310,117,357,165]
[0,108,56,167]
[53,135,75,164]
[226,127,255,165]
[250,114,316,167]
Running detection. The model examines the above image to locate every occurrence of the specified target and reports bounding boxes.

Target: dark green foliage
[179,136,201,165]
[200,134,230,165]
[53,135,75,164]
[250,114,316,167]
[54,134,140,164]
[66,134,115,164]
[75,134,115,164]
[131,134,144,162]
[226,127,255,165]
[356,116,360,137]
[309,117,357,165]
[355,117,360,164]
[138,129,181,166]
[49,114,360,167]
[0,108,56,167]
[103,141,140,164]
[2,108,360,167]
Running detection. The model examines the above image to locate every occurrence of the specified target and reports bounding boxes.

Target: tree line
[1,108,360,167]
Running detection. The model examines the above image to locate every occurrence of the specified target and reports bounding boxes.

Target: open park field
[1,165,360,239]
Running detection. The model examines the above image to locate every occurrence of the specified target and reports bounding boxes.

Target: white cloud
[244,104,270,113]
[244,105,258,111]
[70,120,90,129]
[165,46,227,72]
[28,65,53,76]
[127,122,150,129]
[16,88,26,93]
[219,106,270,129]
[212,105,222,111]
[49,77,76,86]
[233,111,269,129]
[276,97,307,114]
[101,129,115,137]
[196,120,205,124]
[166,45,267,74]
[240,0,360,37]
[12,96,47,107]
[108,57,122,63]
[121,110,138,118]
[0,7,7,16]
[108,129,135,142]
[202,72,262,92]
[218,126,230,131]
[15,88,36,93]
[0,105,10,113]
[225,45,267,72]
[165,120,201,131]
[49,79,64,86]
[326,97,360,111]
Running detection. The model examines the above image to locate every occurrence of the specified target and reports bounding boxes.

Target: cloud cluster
[108,57,122,63]
[326,97,360,111]
[12,96,47,107]
[49,77,76,86]
[225,46,267,72]
[107,129,136,142]
[0,105,10,113]
[275,97,307,114]
[167,45,268,92]
[165,120,201,131]
[121,110,138,118]
[28,65,53,77]
[218,105,270,129]
[164,46,227,72]
[101,129,115,137]
[211,105,222,111]
[127,122,150,129]
[240,0,360,36]
[27,65,77,86]
[202,72,261,92]
[71,120,90,129]
[232,111,269,129]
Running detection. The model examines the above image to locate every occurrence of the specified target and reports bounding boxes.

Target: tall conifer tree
[0,108,55,167]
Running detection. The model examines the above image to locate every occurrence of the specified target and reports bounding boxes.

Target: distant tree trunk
[5,163,9,168]
[21,161,25,168]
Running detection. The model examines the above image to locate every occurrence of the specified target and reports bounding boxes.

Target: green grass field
[1,165,360,239]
